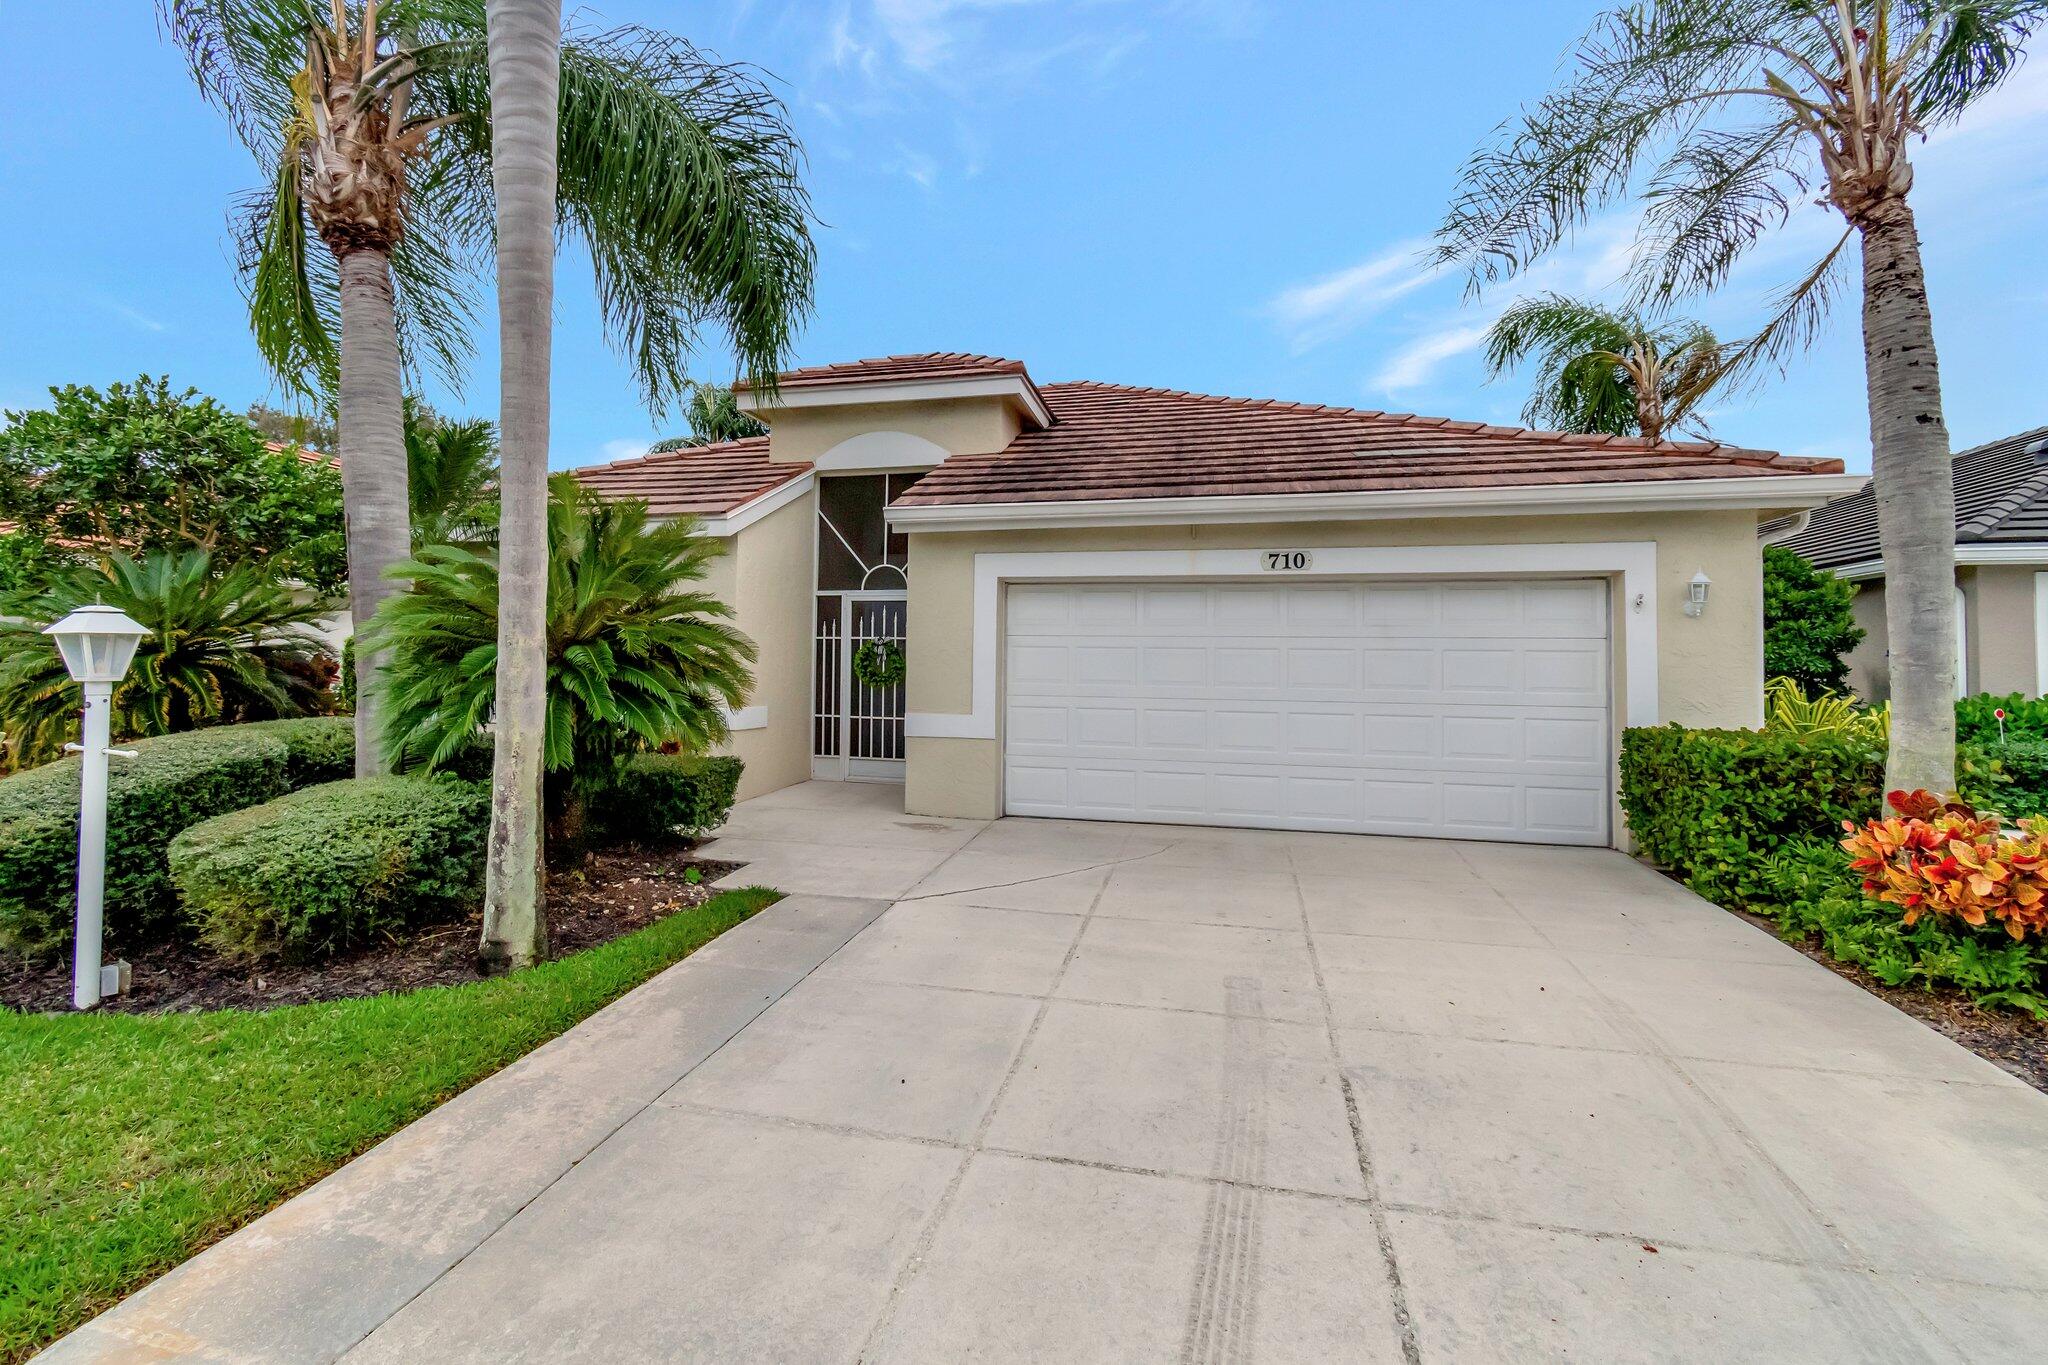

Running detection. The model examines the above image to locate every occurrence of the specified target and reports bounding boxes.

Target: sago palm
[1484,294,1732,443]
[405,401,497,545]
[368,476,754,842]
[161,0,815,777]
[0,551,333,766]
[1433,0,2046,796]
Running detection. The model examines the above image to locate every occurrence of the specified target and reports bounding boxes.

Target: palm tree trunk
[477,0,561,972]
[335,247,411,778]
[1860,195,1957,796]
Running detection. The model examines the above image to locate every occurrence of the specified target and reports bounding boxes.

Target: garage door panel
[1003,580,1611,844]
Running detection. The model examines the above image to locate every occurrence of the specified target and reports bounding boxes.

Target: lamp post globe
[42,605,149,1009]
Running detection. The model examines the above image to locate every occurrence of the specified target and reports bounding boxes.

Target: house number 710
[1263,550,1311,571]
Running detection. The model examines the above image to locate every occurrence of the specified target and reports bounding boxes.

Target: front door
[812,591,908,781]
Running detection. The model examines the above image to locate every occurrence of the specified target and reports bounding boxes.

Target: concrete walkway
[45,783,2048,1362]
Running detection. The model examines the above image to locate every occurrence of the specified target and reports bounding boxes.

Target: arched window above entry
[812,430,950,473]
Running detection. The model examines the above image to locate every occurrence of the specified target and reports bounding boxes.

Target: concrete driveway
[48,783,2048,1362]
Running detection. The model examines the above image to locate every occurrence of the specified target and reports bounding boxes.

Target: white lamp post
[43,605,149,1010]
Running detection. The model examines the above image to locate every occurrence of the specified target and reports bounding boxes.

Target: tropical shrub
[0,550,335,767]
[1761,547,1863,696]
[173,777,488,962]
[593,754,744,842]
[1762,676,1887,741]
[1761,837,2047,1018]
[406,402,499,547]
[0,719,351,956]
[1955,692,2048,745]
[1841,790,2048,942]
[372,477,754,840]
[0,377,346,594]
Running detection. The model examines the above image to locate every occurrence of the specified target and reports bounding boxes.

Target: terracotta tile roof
[1776,425,2048,568]
[570,437,809,518]
[741,352,1032,392]
[891,381,1843,507]
[266,440,338,468]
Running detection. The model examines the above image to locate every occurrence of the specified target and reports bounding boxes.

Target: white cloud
[888,144,940,188]
[598,438,650,464]
[96,298,167,333]
[1264,239,1437,353]
[1371,324,1494,395]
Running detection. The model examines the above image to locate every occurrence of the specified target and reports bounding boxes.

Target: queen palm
[1484,294,1733,443]
[1434,0,2044,796]
[161,0,814,779]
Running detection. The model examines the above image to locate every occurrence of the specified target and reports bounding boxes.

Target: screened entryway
[812,473,921,781]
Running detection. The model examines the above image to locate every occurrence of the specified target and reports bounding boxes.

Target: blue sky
[2,1,2044,473]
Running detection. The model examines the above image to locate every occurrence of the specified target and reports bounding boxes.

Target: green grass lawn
[0,885,779,1363]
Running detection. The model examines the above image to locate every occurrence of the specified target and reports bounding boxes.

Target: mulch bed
[1725,905,2048,1093]
[0,844,743,1016]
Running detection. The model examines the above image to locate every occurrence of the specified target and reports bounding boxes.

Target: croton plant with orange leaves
[1842,790,2048,941]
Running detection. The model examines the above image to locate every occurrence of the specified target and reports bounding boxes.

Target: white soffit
[886,473,1869,533]
[737,374,1053,428]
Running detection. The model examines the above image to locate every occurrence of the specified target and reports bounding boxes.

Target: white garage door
[1002,579,1612,844]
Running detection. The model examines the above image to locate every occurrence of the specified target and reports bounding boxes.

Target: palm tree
[404,401,497,545]
[0,551,333,766]
[370,476,753,847]
[481,0,558,969]
[161,0,816,779]
[1484,294,1734,443]
[649,381,769,452]
[1433,0,2045,797]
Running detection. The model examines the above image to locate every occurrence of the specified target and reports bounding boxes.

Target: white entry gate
[813,591,908,781]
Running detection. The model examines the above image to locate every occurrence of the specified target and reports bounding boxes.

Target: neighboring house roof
[1774,426,2048,570]
[571,436,809,518]
[892,380,1841,508]
[266,440,338,468]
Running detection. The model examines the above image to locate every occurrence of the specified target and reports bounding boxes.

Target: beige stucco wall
[902,509,1769,825]
[753,397,1022,464]
[702,490,814,802]
[1967,566,2039,696]
[1840,567,2043,703]
[1843,578,1890,700]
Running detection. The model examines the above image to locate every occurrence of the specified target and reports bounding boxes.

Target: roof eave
[736,373,1053,429]
[1819,542,2048,580]
[886,473,1869,534]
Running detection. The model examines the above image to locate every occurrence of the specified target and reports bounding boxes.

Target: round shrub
[171,776,488,962]
[591,754,743,843]
[0,720,347,957]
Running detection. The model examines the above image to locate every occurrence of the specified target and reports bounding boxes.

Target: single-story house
[571,353,1858,848]
[1769,426,2048,702]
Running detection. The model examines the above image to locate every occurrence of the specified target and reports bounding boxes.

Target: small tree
[0,378,346,593]
[0,550,334,766]
[649,381,768,452]
[1764,546,1866,696]
[370,476,753,846]
[1483,294,1735,442]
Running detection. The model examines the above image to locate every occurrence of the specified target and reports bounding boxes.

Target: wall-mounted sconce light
[1683,570,1712,618]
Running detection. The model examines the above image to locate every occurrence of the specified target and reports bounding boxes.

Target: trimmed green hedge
[593,754,743,842]
[0,718,354,957]
[172,776,488,962]
[1619,726,1884,907]
[1956,692,2048,744]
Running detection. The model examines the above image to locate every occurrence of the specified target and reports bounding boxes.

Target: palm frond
[0,549,334,765]
[371,475,754,778]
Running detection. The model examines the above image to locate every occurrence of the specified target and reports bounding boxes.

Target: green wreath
[852,639,906,688]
